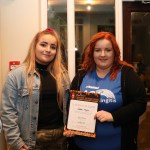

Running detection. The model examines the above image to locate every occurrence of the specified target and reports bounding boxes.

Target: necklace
[36,67,48,72]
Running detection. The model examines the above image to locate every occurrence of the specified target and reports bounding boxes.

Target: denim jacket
[1,65,70,150]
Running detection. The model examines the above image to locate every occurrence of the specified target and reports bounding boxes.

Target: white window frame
[41,0,123,80]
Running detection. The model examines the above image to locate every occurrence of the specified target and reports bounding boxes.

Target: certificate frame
[65,90,100,138]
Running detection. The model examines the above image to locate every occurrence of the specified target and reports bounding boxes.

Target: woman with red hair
[64,32,146,150]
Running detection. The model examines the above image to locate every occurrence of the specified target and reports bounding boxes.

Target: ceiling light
[87,5,91,11]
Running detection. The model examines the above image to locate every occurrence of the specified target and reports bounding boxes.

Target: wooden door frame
[123,1,150,63]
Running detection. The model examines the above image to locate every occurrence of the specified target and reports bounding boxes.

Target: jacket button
[33,131,36,135]
[33,117,36,120]
[35,101,38,104]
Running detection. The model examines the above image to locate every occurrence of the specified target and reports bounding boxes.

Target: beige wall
[0,0,47,97]
[0,8,2,99]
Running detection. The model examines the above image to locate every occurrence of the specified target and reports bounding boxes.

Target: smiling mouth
[99,59,107,61]
[43,54,51,56]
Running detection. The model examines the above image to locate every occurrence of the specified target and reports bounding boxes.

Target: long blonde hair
[23,28,69,108]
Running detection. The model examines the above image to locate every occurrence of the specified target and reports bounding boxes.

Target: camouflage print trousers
[34,127,68,150]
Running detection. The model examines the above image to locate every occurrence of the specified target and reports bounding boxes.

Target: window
[48,0,115,75]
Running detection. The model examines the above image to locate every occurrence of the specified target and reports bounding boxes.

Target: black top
[36,62,63,130]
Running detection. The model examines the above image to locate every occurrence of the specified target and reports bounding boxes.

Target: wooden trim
[123,1,150,63]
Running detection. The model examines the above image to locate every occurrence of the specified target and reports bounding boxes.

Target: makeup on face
[35,34,57,65]
[93,39,114,72]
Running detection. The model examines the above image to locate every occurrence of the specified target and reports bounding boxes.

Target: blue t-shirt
[74,69,122,150]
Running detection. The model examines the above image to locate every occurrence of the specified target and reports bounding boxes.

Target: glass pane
[131,12,150,94]
[48,0,115,73]
[47,0,68,67]
[75,0,115,72]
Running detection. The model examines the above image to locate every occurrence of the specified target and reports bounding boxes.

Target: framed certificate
[66,90,100,138]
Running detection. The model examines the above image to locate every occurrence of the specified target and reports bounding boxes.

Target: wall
[0,0,47,98]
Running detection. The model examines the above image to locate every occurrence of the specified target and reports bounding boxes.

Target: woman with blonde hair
[1,28,70,150]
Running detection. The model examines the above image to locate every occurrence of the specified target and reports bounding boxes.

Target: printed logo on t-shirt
[85,86,116,104]
[96,89,116,103]
[85,85,99,90]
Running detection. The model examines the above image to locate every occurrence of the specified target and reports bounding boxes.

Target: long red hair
[81,32,134,80]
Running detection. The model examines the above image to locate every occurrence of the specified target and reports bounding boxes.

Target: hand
[95,110,113,122]
[63,126,75,137]
[19,144,29,150]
